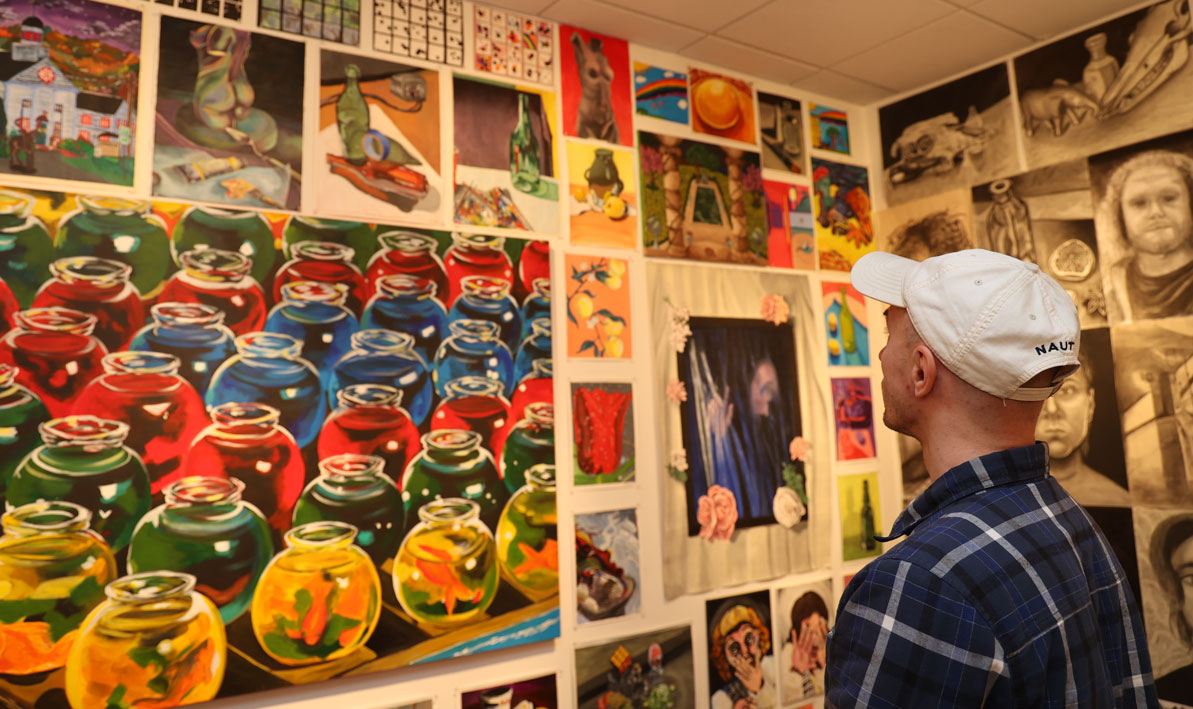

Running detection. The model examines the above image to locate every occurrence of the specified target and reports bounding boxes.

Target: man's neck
[1134,244,1193,278]
[919,419,1038,483]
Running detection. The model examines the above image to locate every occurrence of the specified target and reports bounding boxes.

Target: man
[1097,149,1193,322]
[826,249,1156,706]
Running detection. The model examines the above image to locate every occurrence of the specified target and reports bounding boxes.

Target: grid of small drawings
[144,0,243,20]
[373,0,465,67]
[259,0,362,45]
[473,5,553,86]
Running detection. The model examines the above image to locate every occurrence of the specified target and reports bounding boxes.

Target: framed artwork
[259,0,361,44]
[572,382,635,485]
[634,63,689,124]
[812,159,873,271]
[567,141,638,249]
[689,68,756,145]
[564,254,632,359]
[759,93,807,174]
[472,4,555,86]
[839,472,882,561]
[809,103,848,155]
[574,624,694,709]
[575,509,640,623]
[762,181,815,270]
[463,675,558,709]
[831,377,875,461]
[1134,505,1193,705]
[705,591,777,709]
[372,0,465,66]
[875,187,975,261]
[821,283,869,367]
[773,580,832,704]
[560,26,632,146]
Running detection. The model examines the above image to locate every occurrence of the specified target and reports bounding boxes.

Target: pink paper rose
[789,436,810,462]
[666,379,688,404]
[760,294,790,325]
[696,484,739,541]
[696,494,717,540]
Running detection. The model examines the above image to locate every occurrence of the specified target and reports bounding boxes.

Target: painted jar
[393,498,497,627]
[512,318,552,386]
[128,477,273,624]
[0,308,108,417]
[430,376,513,458]
[264,281,360,391]
[283,216,376,273]
[7,416,151,552]
[33,257,144,351]
[496,463,557,601]
[0,276,19,329]
[73,351,210,495]
[317,384,421,485]
[0,501,116,675]
[56,196,172,297]
[442,233,513,308]
[361,274,449,365]
[172,205,277,288]
[330,329,433,425]
[274,241,368,315]
[0,363,50,498]
[128,303,236,399]
[250,521,381,666]
[510,358,553,423]
[400,429,506,535]
[0,189,53,307]
[182,403,305,542]
[447,276,523,350]
[432,319,514,398]
[519,277,551,342]
[500,402,555,494]
[365,231,448,302]
[158,249,267,336]
[292,453,403,566]
[514,238,550,303]
[65,572,226,708]
[206,332,326,450]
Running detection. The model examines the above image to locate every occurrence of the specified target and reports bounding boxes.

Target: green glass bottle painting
[509,93,541,194]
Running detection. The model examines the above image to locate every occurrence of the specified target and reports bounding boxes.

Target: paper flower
[666,379,687,404]
[666,299,692,352]
[761,293,790,325]
[789,436,810,462]
[697,485,738,542]
[773,487,806,528]
[670,448,689,472]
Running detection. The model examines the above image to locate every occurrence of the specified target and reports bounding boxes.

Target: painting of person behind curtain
[679,318,801,533]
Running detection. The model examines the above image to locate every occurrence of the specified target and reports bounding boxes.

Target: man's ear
[911,343,937,399]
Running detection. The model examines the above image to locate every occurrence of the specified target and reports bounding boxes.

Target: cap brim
[850,251,914,307]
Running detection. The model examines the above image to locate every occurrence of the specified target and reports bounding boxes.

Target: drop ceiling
[492,0,1152,105]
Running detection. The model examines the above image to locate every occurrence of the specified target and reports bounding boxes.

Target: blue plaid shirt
[825,443,1157,707]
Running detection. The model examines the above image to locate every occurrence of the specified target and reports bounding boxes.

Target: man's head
[1104,151,1193,256]
[1036,347,1095,460]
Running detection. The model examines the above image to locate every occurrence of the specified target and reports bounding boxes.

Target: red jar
[273,241,368,315]
[365,231,449,303]
[443,233,514,308]
[72,351,210,496]
[0,277,19,330]
[510,357,553,424]
[158,249,267,336]
[318,383,421,487]
[0,308,108,417]
[33,257,145,352]
[431,376,513,459]
[515,239,550,302]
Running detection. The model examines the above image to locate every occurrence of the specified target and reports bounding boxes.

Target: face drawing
[724,622,764,687]
[1121,164,1193,255]
[1173,535,1193,640]
[1036,368,1094,459]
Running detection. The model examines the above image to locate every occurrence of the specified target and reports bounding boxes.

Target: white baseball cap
[851,248,1080,402]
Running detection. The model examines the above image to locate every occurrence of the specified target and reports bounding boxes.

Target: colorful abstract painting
[706,591,776,709]
[773,581,832,703]
[373,0,465,66]
[572,382,635,485]
[634,62,688,124]
[567,141,638,249]
[0,0,140,186]
[831,377,876,461]
[463,675,558,709]
[839,472,882,561]
[689,68,756,145]
[763,181,815,270]
[575,625,695,709]
[639,130,766,263]
[453,76,559,234]
[575,509,640,623]
[472,3,555,86]
[809,104,849,154]
[821,283,869,367]
[759,92,806,174]
[560,26,632,146]
[812,158,874,271]
[316,50,443,224]
[154,17,304,210]
[565,254,631,359]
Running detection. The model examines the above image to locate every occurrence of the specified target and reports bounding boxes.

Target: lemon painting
[565,254,633,359]
[566,141,638,249]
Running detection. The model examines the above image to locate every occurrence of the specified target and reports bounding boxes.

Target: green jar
[292,453,403,568]
[0,363,51,499]
[0,190,54,307]
[283,216,376,272]
[172,205,278,287]
[7,416,151,552]
[500,402,555,494]
[56,196,172,297]
[496,463,557,601]
[400,429,507,536]
[127,477,274,624]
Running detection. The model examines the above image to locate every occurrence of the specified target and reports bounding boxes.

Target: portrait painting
[831,377,875,461]
[154,17,305,210]
[688,68,755,145]
[567,141,638,249]
[1013,1,1193,170]
[575,624,695,709]
[463,675,558,709]
[759,92,806,175]
[0,0,141,187]
[706,591,777,709]
[839,472,882,562]
[812,158,873,272]
[560,26,632,147]
[316,49,442,224]
[762,180,815,270]
[973,158,1106,328]
[822,283,869,367]
[634,63,689,124]
[572,382,635,485]
[878,63,1016,207]
[773,581,833,704]
[809,103,848,155]
[575,508,640,624]
[565,254,632,359]
[875,187,975,262]
[1089,128,1193,325]
[1133,505,1193,706]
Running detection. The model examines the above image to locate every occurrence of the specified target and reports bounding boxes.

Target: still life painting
[688,68,755,145]
[566,141,637,249]
[574,624,694,709]
[758,92,805,175]
[821,283,869,367]
[812,158,873,271]
[575,508,640,624]
[839,472,882,561]
[565,254,632,359]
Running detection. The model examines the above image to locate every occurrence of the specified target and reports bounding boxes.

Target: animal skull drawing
[1100,0,1193,116]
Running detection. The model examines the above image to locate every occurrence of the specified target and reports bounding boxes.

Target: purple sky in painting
[0,0,141,55]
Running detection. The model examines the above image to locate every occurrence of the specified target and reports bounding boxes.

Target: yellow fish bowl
[496,463,558,602]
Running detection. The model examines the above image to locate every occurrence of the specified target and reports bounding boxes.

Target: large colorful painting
[0,0,141,187]
[0,185,559,708]
[316,50,443,224]
[154,18,305,210]
[567,141,638,249]
[639,131,766,264]
[560,26,632,146]
[574,624,694,709]
[575,508,640,623]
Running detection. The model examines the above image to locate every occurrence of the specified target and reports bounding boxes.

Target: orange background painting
[565,254,632,359]
[689,68,756,145]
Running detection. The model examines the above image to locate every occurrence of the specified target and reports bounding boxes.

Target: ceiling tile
[837,12,1029,92]
[680,35,819,84]
[794,70,894,105]
[539,0,705,51]
[966,0,1147,40]
[599,0,773,33]
[482,0,557,15]
[717,0,956,66]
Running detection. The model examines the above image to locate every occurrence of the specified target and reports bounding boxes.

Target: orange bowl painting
[689,69,756,145]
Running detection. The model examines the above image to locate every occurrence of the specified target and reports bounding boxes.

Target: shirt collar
[879,442,1050,542]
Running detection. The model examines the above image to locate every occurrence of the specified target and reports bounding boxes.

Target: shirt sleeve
[825,557,1009,708]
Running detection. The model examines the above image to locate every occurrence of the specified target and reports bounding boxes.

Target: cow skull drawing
[1101,0,1193,116]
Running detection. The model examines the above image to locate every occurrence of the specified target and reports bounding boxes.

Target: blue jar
[264,281,360,392]
[513,318,551,386]
[447,276,522,350]
[361,275,448,365]
[432,319,514,398]
[206,332,326,449]
[128,303,236,398]
[330,329,433,426]
[519,277,550,342]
